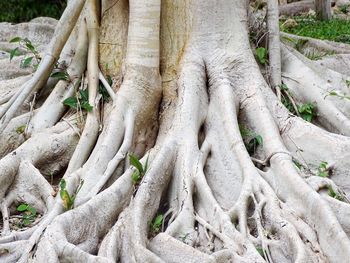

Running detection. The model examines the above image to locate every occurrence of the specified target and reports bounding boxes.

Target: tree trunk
[315,0,332,20]
[0,0,350,262]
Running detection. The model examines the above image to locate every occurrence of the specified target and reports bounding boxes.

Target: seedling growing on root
[150,214,163,234]
[15,125,26,134]
[63,89,93,112]
[179,233,190,243]
[298,103,317,122]
[255,47,268,65]
[256,247,266,260]
[9,37,41,67]
[129,153,149,184]
[328,186,345,201]
[317,161,330,177]
[59,179,84,210]
[51,71,70,81]
[9,36,69,78]
[346,80,350,88]
[16,203,37,227]
[99,75,113,103]
[239,125,263,155]
[327,90,350,101]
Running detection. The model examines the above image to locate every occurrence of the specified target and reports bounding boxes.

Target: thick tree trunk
[315,0,332,19]
[0,0,350,262]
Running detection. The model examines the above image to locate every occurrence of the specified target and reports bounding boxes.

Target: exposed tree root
[1,0,350,262]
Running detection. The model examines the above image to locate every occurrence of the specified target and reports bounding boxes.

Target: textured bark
[0,0,350,262]
[315,0,332,20]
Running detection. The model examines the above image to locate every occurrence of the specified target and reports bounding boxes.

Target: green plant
[298,103,316,122]
[239,125,263,155]
[59,178,84,210]
[246,135,263,154]
[305,50,335,61]
[9,37,41,68]
[281,92,298,114]
[339,4,349,14]
[327,90,350,101]
[129,153,149,184]
[346,80,350,88]
[150,214,163,233]
[9,36,69,79]
[293,160,303,170]
[295,39,308,52]
[15,125,26,134]
[317,161,329,177]
[99,75,113,102]
[63,89,93,112]
[328,186,344,201]
[256,247,266,259]
[51,71,70,81]
[255,47,268,65]
[16,203,37,226]
[179,233,190,242]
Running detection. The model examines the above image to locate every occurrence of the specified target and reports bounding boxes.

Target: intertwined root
[1,0,350,262]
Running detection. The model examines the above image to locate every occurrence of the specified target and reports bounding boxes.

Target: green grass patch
[281,16,350,44]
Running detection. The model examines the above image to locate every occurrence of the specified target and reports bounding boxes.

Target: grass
[0,0,66,23]
[281,16,350,44]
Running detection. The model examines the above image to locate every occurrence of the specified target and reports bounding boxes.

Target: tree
[315,0,332,20]
[0,0,350,262]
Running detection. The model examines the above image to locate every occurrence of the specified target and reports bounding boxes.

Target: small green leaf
[25,42,35,53]
[255,47,268,65]
[131,170,141,183]
[279,83,288,91]
[15,125,26,134]
[327,186,343,201]
[99,84,111,102]
[329,91,338,96]
[153,214,163,228]
[293,160,302,170]
[21,56,33,68]
[17,204,28,212]
[255,135,263,146]
[26,206,36,216]
[318,172,328,177]
[80,101,93,112]
[346,80,350,87]
[9,36,22,43]
[150,214,163,232]
[63,97,78,109]
[22,218,31,226]
[179,233,190,242]
[60,190,72,210]
[10,47,20,61]
[129,154,144,174]
[298,103,316,122]
[60,179,67,190]
[51,71,70,81]
[239,125,252,138]
[79,89,89,102]
[256,247,266,259]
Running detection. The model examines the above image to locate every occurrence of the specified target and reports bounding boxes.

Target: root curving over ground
[1,0,350,262]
